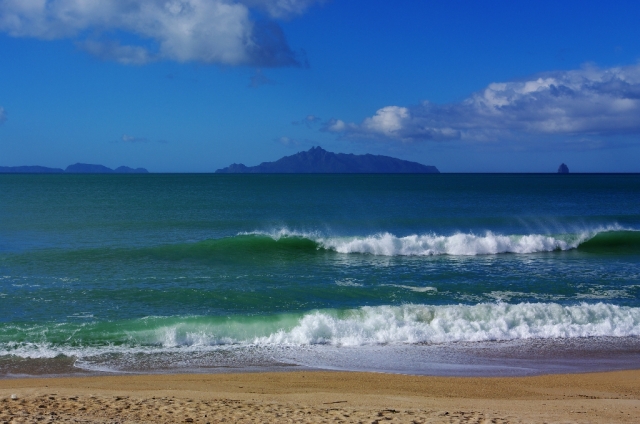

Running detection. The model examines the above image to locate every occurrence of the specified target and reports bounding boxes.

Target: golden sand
[1,370,639,423]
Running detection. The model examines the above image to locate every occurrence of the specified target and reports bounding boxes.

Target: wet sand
[1,370,639,423]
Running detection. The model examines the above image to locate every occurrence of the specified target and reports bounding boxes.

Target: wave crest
[249,225,636,256]
[320,232,576,256]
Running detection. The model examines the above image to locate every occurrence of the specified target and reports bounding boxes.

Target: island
[215,146,439,173]
[65,163,148,173]
[0,164,148,174]
[557,163,569,174]
[0,166,64,173]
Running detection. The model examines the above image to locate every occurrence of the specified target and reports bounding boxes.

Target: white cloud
[361,106,409,136]
[0,0,320,66]
[277,136,298,146]
[322,118,350,132]
[324,63,640,142]
[0,107,5,123]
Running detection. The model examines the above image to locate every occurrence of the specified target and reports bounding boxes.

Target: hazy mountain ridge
[0,163,148,174]
[0,166,64,173]
[216,147,439,174]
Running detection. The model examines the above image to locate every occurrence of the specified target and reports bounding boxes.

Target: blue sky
[1,0,640,172]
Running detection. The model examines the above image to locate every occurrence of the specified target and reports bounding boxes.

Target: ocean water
[1,174,639,377]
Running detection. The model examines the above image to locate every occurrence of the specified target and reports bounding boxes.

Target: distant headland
[215,147,439,174]
[0,163,148,174]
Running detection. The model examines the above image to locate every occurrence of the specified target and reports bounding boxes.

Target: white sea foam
[256,302,640,346]
[2,303,639,359]
[246,225,630,256]
[383,284,437,293]
[485,291,569,302]
[320,232,584,256]
[335,279,363,287]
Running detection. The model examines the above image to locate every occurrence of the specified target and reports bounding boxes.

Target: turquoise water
[1,174,639,376]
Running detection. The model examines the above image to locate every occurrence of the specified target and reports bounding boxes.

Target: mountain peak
[216,147,439,174]
[557,163,569,174]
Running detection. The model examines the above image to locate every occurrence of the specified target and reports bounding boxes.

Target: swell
[5,227,639,263]
[3,234,321,264]
[2,302,639,358]
[143,227,640,257]
[577,230,640,253]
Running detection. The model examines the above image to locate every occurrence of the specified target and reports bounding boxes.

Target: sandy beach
[1,370,639,423]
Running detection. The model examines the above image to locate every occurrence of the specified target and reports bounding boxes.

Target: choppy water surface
[1,174,639,376]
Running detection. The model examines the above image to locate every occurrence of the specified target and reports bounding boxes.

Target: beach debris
[10,394,18,400]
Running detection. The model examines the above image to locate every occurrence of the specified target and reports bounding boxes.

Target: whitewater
[245,225,637,256]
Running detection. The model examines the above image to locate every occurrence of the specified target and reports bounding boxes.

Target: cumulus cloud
[0,107,5,124]
[324,63,640,142]
[0,0,320,66]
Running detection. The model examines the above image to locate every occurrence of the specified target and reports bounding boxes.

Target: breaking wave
[248,225,639,256]
[7,227,639,265]
[2,302,639,358]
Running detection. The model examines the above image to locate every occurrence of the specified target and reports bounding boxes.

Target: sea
[1,173,639,378]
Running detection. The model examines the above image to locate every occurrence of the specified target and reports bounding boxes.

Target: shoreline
[1,369,639,423]
[4,335,640,380]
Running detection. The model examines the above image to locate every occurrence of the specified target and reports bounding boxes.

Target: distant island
[215,147,439,174]
[0,163,148,174]
[557,163,569,174]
